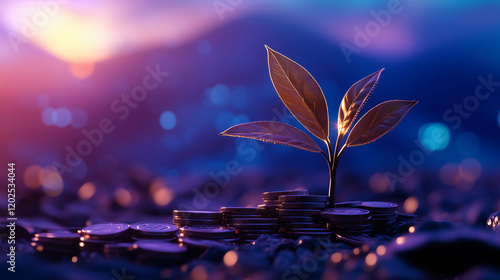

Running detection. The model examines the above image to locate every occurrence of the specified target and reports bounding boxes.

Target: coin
[262,190,308,200]
[173,210,222,220]
[81,223,129,240]
[358,201,398,212]
[34,232,81,243]
[279,202,327,209]
[278,209,322,216]
[335,201,362,208]
[220,207,268,215]
[179,226,236,239]
[278,195,328,203]
[173,218,221,227]
[229,218,277,224]
[130,222,178,238]
[178,237,233,248]
[278,216,314,223]
[282,222,326,229]
[230,223,280,230]
[321,208,371,220]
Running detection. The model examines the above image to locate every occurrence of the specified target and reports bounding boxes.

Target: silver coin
[322,208,370,217]
[130,223,178,234]
[81,223,129,237]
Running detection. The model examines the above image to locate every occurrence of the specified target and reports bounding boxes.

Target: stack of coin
[172,210,222,227]
[356,201,398,227]
[322,208,374,236]
[261,190,308,209]
[179,225,237,242]
[277,195,331,237]
[78,223,130,251]
[221,207,279,243]
[31,232,81,255]
[129,222,178,241]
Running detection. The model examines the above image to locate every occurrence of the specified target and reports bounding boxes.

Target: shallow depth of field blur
[1,0,500,224]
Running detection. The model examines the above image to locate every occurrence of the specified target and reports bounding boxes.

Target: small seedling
[220,46,418,207]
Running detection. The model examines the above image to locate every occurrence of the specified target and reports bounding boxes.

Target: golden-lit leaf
[266,46,329,141]
[220,121,322,153]
[338,69,384,137]
[345,100,418,147]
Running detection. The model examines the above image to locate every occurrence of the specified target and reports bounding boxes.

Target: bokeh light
[70,108,88,128]
[41,107,56,126]
[208,84,230,106]
[365,253,377,267]
[40,168,64,197]
[78,182,96,200]
[376,245,386,256]
[418,122,450,151]
[459,157,482,184]
[190,265,208,280]
[159,111,177,130]
[404,196,419,213]
[23,165,43,189]
[149,177,174,206]
[331,252,342,263]
[396,236,406,245]
[498,110,500,127]
[54,107,72,127]
[114,188,132,207]
[223,250,238,267]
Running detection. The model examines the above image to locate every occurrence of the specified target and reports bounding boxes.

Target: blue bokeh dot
[160,111,177,130]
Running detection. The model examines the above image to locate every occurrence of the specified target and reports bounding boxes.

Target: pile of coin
[221,207,279,243]
[275,193,331,237]
[259,190,308,213]
[172,210,222,227]
[357,201,398,227]
[79,222,130,251]
[322,208,374,235]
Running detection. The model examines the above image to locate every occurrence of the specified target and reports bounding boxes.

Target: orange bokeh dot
[24,165,43,189]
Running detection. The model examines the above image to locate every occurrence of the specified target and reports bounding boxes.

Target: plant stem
[328,136,342,207]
